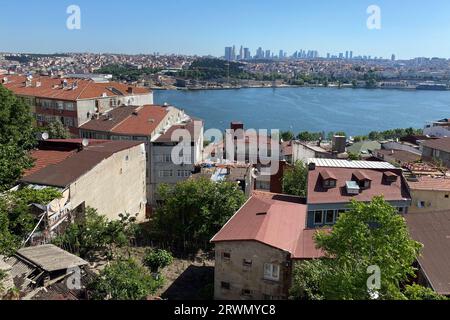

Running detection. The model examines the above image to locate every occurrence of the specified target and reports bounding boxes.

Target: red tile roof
[3,75,150,101]
[80,105,170,136]
[307,167,410,204]
[24,149,76,177]
[408,176,450,192]
[211,191,324,259]
[112,106,169,136]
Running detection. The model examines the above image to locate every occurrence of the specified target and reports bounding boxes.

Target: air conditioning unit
[346,181,360,195]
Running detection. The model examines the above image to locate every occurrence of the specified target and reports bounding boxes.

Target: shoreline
[149,85,450,92]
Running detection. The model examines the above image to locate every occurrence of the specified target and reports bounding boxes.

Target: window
[222,252,231,261]
[446,195,449,199]
[325,210,335,224]
[177,170,191,178]
[362,180,371,189]
[221,282,230,290]
[64,102,75,111]
[156,154,172,163]
[241,289,252,296]
[324,179,336,188]
[264,263,280,281]
[418,201,426,208]
[314,211,323,225]
[243,259,252,267]
[159,170,173,178]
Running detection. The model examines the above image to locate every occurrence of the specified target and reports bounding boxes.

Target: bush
[403,284,447,300]
[52,208,137,258]
[143,249,173,273]
[88,258,163,300]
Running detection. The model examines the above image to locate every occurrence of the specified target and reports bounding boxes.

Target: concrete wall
[150,143,197,204]
[68,144,147,222]
[214,241,291,300]
[422,146,450,167]
[292,142,329,163]
[409,189,450,213]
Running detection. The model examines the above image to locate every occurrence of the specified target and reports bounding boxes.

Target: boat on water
[416,82,448,91]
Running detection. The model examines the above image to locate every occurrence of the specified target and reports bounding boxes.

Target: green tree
[88,258,163,300]
[282,161,308,197]
[280,131,294,142]
[403,284,447,300]
[143,249,173,273]
[348,152,361,161]
[0,187,62,256]
[42,120,71,139]
[290,197,422,300]
[0,85,35,191]
[154,178,246,244]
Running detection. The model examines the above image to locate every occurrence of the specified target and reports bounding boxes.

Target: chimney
[231,122,244,131]
[127,86,133,94]
[332,135,346,154]
[308,162,316,171]
[2,77,8,84]
[36,81,41,87]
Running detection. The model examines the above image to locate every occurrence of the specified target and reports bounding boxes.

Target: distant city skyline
[1,0,450,59]
[223,44,396,61]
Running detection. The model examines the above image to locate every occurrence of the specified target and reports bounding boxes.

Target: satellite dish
[41,132,49,140]
[82,139,89,147]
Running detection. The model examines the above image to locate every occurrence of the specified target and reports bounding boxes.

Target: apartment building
[150,118,204,203]
[19,139,147,244]
[306,159,411,228]
[407,176,450,213]
[1,74,153,135]
[79,104,203,205]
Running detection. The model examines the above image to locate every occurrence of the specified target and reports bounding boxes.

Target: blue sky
[1,0,450,59]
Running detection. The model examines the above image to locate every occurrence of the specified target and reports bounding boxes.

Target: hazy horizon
[1,0,450,59]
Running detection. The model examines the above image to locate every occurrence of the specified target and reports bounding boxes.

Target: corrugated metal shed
[16,245,88,273]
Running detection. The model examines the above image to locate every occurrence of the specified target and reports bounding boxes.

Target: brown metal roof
[406,210,450,295]
[353,170,372,181]
[21,140,143,188]
[211,191,324,259]
[422,137,450,154]
[79,105,139,132]
[320,169,337,181]
[307,167,410,204]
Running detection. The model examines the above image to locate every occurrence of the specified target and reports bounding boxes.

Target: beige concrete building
[211,192,323,300]
[19,139,147,245]
[407,176,450,213]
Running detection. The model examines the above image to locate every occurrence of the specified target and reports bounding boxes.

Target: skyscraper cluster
[224,46,319,61]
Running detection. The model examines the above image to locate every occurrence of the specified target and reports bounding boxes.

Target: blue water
[154,87,450,136]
